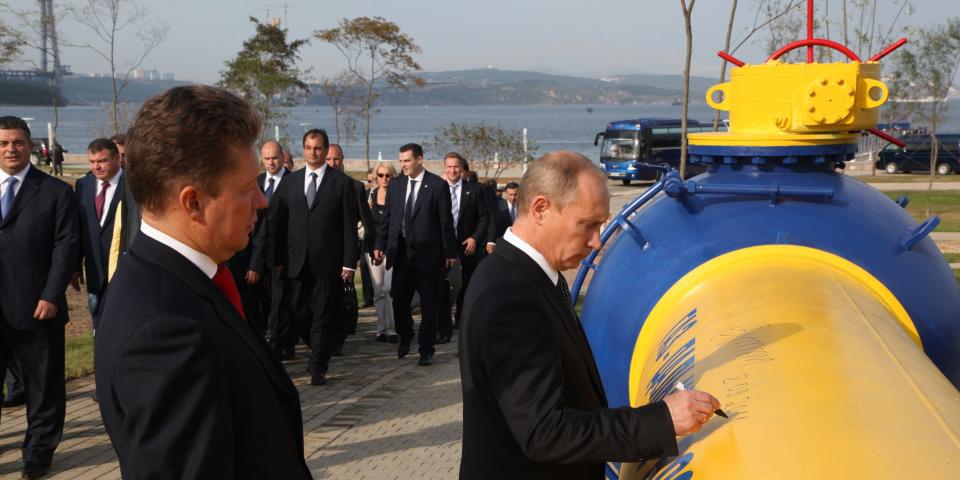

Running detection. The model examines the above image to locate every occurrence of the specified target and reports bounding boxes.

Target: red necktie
[212,263,246,321]
[95,180,110,221]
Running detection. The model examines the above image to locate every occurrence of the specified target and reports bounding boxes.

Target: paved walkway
[0,310,464,479]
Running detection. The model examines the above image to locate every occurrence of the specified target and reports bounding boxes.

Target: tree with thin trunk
[431,123,537,179]
[889,18,960,216]
[316,17,424,170]
[320,70,362,147]
[0,19,24,64]
[1,1,65,139]
[66,0,168,135]
[219,17,310,145]
[679,0,696,179]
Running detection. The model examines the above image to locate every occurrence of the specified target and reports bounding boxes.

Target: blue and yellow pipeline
[573,4,960,478]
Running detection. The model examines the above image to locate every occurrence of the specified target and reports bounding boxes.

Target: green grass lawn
[883,190,960,232]
[66,333,94,381]
[857,174,955,183]
[945,253,960,264]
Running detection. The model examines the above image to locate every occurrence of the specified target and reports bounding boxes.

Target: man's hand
[462,237,477,256]
[663,389,721,435]
[33,300,58,320]
[245,270,261,285]
[372,250,385,266]
[445,258,458,268]
[341,268,355,282]
[70,272,82,291]
[486,243,496,254]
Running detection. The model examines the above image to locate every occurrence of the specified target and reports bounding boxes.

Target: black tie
[556,274,578,323]
[403,179,417,242]
[265,177,275,202]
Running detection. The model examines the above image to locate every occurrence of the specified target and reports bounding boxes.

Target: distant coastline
[0,68,714,107]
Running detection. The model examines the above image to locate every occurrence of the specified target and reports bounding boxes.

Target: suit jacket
[493,197,515,242]
[228,170,286,280]
[449,181,489,264]
[0,166,80,329]
[95,234,311,479]
[374,170,457,272]
[75,173,122,299]
[459,240,677,480]
[481,183,500,245]
[353,178,376,255]
[268,166,359,279]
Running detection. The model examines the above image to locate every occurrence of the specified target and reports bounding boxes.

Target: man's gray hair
[516,151,607,216]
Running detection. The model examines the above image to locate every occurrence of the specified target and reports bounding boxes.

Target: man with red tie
[75,138,123,328]
[94,86,312,479]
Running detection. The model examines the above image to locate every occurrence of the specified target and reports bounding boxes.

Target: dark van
[875,134,960,175]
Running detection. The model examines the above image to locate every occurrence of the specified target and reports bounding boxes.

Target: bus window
[602,138,642,161]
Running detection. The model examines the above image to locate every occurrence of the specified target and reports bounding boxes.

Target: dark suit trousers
[456,260,479,325]
[238,275,270,337]
[267,272,292,348]
[285,268,341,376]
[0,321,65,466]
[359,256,374,306]
[391,242,442,355]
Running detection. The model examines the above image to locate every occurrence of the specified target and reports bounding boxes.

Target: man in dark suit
[437,152,488,342]
[95,86,311,479]
[484,180,518,254]
[373,143,457,366]
[459,151,720,479]
[325,144,373,355]
[227,140,288,337]
[268,129,358,385]
[75,138,123,328]
[0,116,81,479]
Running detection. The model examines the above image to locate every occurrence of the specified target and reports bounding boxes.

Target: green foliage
[431,123,538,179]
[0,20,24,65]
[316,16,424,166]
[889,18,960,198]
[219,17,310,142]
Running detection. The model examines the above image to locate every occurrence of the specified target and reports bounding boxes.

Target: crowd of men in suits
[0,88,523,476]
[0,86,718,479]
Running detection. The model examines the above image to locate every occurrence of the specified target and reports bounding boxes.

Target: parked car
[875,133,960,175]
[30,137,51,166]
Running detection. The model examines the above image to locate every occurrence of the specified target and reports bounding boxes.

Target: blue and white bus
[594,118,724,185]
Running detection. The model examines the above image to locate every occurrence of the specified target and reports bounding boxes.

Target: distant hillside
[60,77,193,105]
[307,68,715,106]
[0,79,65,106]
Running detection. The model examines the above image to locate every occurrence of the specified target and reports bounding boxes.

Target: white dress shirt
[97,169,123,227]
[303,163,327,195]
[140,221,218,279]
[404,169,426,208]
[503,227,559,285]
[0,163,30,200]
[264,167,286,192]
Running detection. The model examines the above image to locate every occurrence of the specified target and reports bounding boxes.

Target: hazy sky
[7,0,958,83]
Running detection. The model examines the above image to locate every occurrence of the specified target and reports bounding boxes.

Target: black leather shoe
[21,461,48,479]
[398,340,411,359]
[2,393,25,408]
[436,334,451,344]
[418,353,434,366]
[375,334,388,343]
[281,347,295,361]
[310,373,327,386]
[388,334,400,344]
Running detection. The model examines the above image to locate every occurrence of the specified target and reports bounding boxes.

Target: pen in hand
[675,381,728,418]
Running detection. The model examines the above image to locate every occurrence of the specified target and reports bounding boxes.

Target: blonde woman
[368,162,398,342]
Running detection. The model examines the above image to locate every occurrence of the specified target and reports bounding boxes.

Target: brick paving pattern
[0,309,463,479]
